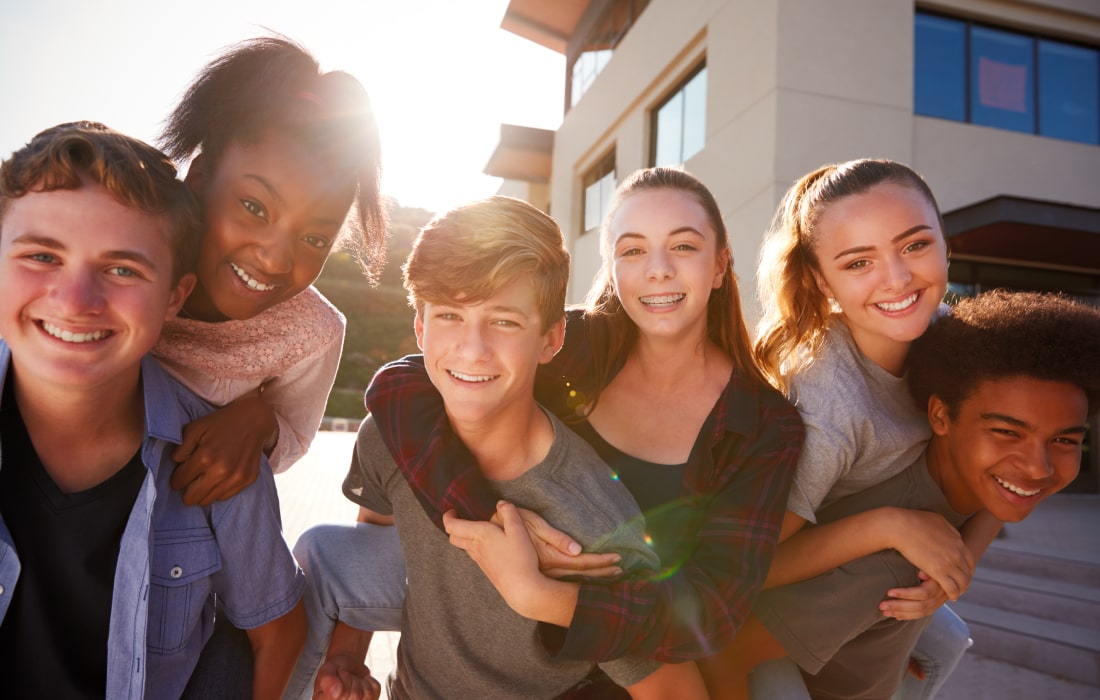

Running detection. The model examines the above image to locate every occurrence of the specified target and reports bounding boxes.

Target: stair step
[980,546,1100,588]
[953,600,1100,685]
[964,568,1100,628]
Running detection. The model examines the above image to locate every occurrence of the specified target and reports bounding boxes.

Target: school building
[484,0,1100,492]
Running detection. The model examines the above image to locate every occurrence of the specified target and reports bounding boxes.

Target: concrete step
[965,566,1100,628]
[952,600,1100,685]
[980,545,1100,588]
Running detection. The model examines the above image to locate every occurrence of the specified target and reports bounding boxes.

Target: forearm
[521,577,580,627]
[325,620,374,667]
[247,600,307,700]
[961,509,1003,561]
[765,507,905,588]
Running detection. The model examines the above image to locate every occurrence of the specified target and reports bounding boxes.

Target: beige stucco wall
[546,0,1100,321]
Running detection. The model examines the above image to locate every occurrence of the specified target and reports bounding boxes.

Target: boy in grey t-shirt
[301,197,703,699]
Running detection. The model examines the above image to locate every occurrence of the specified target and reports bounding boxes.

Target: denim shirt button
[170,566,183,579]
[0,584,4,595]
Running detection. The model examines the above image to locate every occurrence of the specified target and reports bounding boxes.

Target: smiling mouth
[640,293,685,307]
[41,321,111,343]
[993,475,1041,497]
[448,370,498,383]
[231,263,276,291]
[875,291,919,312]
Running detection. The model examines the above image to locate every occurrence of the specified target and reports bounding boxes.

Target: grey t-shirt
[755,453,970,697]
[345,411,661,700]
[786,320,931,521]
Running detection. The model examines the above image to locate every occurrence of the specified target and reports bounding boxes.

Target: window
[582,152,616,233]
[914,11,1100,145]
[652,64,707,167]
[567,0,650,109]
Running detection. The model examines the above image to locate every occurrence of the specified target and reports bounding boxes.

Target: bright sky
[0,0,564,214]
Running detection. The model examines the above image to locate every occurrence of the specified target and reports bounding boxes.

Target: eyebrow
[832,224,933,261]
[244,173,346,227]
[616,226,705,241]
[10,232,158,269]
[980,412,1090,435]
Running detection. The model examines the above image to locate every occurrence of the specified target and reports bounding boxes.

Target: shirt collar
[710,368,763,443]
[139,354,186,446]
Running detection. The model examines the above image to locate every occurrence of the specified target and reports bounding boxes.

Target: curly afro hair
[908,290,1100,418]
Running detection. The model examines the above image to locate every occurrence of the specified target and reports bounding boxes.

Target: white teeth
[994,475,1041,497]
[640,293,685,306]
[231,263,276,291]
[42,321,110,343]
[876,292,918,312]
[448,370,497,383]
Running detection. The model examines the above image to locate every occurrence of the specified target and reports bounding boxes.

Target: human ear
[539,315,566,364]
[927,395,951,436]
[812,267,833,300]
[183,154,206,194]
[165,273,197,321]
[713,248,730,289]
[413,310,426,352]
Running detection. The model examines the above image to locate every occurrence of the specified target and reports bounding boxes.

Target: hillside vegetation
[314,204,433,419]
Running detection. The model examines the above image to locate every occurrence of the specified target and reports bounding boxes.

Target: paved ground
[277,431,1100,699]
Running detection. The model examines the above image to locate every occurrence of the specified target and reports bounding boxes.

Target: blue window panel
[1039,40,1099,145]
[681,67,707,162]
[654,91,685,167]
[970,26,1035,134]
[915,13,966,121]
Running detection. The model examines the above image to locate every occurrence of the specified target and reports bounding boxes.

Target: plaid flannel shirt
[363,310,803,662]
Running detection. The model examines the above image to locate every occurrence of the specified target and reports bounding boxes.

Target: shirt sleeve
[341,416,395,516]
[784,363,857,521]
[547,393,803,662]
[209,458,306,629]
[264,317,345,472]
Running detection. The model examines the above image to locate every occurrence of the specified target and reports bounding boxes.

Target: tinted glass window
[1039,40,1099,145]
[915,14,966,120]
[970,26,1035,134]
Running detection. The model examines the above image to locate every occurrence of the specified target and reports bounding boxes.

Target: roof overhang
[943,196,1100,270]
[500,0,591,53]
[484,124,555,183]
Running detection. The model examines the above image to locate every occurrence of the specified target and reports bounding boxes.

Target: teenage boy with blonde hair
[291,196,703,700]
[0,122,305,698]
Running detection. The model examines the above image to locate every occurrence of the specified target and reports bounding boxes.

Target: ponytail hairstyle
[754,158,944,394]
[160,36,387,281]
[582,167,767,411]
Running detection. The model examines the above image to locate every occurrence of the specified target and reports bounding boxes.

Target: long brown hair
[581,167,767,410]
[753,158,945,394]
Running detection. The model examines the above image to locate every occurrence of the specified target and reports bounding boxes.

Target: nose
[646,249,674,281]
[881,253,913,292]
[457,323,492,362]
[51,267,105,315]
[1019,441,1056,481]
[254,234,294,275]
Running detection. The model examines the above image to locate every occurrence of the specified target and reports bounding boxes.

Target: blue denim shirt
[0,343,305,699]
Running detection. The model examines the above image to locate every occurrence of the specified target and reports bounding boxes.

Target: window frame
[581,150,617,235]
[649,61,708,167]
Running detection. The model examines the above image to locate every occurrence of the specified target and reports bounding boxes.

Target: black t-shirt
[0,374,146,698]
[570,419,695,567]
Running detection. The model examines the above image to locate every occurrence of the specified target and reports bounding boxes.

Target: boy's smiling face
[414,276,564,433]
[0,183,193,392]
[929,375,1088,522]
